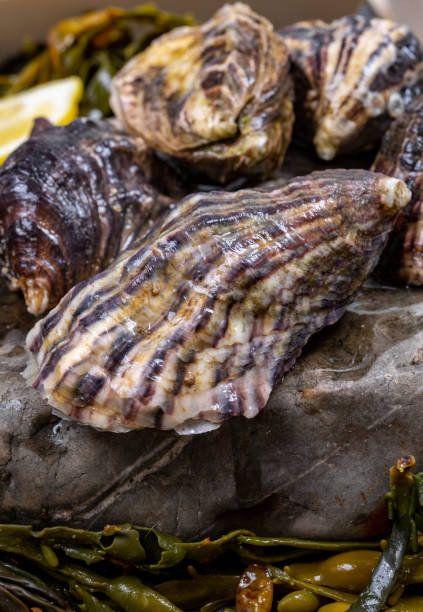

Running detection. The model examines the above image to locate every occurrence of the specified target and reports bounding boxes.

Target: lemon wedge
[0,76,83,164]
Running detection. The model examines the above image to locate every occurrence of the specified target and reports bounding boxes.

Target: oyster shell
[110,3,294,184]
[372,95,423,285]
[280,16,423,160]
[0,117,184,315]
[26,170,410,433]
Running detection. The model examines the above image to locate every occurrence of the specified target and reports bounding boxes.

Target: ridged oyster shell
[26,170,410,433]
[0,118,184,315]
[372,95,423,285]
[280,15,423,160]
[110,3,294,184]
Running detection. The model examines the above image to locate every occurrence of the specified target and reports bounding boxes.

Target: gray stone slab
[1,276,422,540]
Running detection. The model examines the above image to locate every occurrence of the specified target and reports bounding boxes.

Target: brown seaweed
[26,169,410,433]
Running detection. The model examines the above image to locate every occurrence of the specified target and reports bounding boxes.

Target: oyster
[110,3,294,184]
[372,95,423,285]
[0,117,184,315]
[280,16,423,160]
[26,170,410,433]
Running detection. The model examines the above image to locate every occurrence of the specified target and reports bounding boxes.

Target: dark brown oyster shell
[0,117,185,315]
[280,15,423,160]
[26,169,410,433]
[372,95,423,285]
[110,2,294,184]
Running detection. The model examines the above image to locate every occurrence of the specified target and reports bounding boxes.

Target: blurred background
[0,0,422,59]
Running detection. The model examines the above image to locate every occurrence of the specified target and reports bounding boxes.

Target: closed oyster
[0,117,184,315]
[110,3,294,184]
[372,95,423,285]
[26,170,410,433]
[280,16,423,160]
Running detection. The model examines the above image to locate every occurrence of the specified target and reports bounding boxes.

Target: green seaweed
[0,4,194,115]
[0,457,421,610]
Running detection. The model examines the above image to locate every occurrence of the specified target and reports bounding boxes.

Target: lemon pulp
[0,76,83,164]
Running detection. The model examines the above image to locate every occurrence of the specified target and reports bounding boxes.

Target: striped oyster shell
[372,95,423,285]
[280,16,423,160]
[110,3,294,184]
[26,170,410,433]
[0,118,184,315]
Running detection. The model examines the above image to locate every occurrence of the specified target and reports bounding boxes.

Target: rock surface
[1,275,423,540]
[0,147,422,541]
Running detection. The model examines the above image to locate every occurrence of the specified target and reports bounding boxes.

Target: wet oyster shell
[0,117,184,315]
[110,2,294,184]
[280,15,423,160]
[372,95,423,285]
[26,170,410,433]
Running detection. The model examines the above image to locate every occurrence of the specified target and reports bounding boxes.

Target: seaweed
[0,4,194,116]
